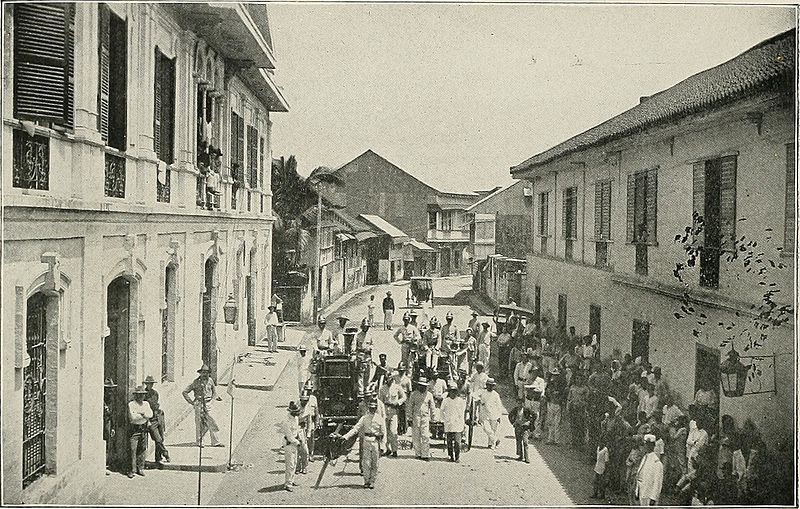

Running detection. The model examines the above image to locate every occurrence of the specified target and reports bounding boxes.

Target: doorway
[441,248,451,276]
[631,319,650,362]
[105,277,131,471]
[247,249,256,346]
[589,305,601,354]
[202,258,217,379]
[162,264,177,382]
[557,294,567,332]
[695,345,720,400]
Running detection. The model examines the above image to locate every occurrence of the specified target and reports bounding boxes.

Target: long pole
[228,356,236,468]
[313,183,322,323]
[197,409,203,505]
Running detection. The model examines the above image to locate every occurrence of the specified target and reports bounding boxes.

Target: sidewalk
[141,281,391,473]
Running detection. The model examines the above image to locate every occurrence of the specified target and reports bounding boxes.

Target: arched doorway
[22,293,48,487]
[202,258,217,379]
[246,248,257,346]
[161,264,177,382]
[105,277,131,471]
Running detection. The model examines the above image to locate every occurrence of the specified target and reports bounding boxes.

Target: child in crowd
[592,438,609,500]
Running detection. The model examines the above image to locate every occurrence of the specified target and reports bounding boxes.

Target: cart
[493,303,535,333]
[407,276,434,308]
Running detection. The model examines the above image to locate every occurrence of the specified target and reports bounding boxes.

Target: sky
[267,3,795,193]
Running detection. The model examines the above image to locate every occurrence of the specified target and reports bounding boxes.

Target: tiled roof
[512,29,795,174]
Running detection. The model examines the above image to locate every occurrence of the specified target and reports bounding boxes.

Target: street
[104,276,581,505]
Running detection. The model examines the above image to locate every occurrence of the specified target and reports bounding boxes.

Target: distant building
[325,150,478,276]
[2,3,287,503]
[511,29,795,467]
[466,180,534,263]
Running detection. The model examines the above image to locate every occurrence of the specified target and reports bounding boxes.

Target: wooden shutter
[153,50,162,158]
[646,168,658,244]
[97,5,110,141]
[786,143,796,252]
[594,183,603,239]
[600,182,611,240]
[719,155,737,250]
[64,5,74,129]
[108,13,127,150]
[237,115,245,177]
[259,137,265,189]
[570,188,578,239]
[692,161,706,246]
[562,188,569,239]
[626,173,635,242]
[161,56,175,164]
[13,4,70,124]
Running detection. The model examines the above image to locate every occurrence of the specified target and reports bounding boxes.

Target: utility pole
[313,182,322,324]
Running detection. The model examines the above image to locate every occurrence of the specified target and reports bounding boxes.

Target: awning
[335,232,355,242]
[239,67,289,113]
[358,214,410,243]
[355,231,378,242]
[407,239,435,252]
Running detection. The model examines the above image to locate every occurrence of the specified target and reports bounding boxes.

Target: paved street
[104,276,586,505]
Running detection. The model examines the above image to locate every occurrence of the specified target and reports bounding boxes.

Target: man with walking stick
[182,364,224,447]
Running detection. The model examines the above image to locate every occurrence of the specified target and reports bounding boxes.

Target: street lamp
[720,347,749,397]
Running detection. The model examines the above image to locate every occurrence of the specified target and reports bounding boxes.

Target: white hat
[643,434,656,443]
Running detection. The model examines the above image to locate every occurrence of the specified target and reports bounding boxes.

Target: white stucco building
[2,3,288,503]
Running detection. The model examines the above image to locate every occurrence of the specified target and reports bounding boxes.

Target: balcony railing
[157,165,171,203]
[13,130,49,190]
[427,229,470,242]
[104,152,126,198]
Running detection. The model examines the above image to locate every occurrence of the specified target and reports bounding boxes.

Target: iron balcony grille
[104,152,125,198]
[13,129,49,190]
[157,165,171,203]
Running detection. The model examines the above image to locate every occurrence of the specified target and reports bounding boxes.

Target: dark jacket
[382,297,395,311]
[508,405,534,431]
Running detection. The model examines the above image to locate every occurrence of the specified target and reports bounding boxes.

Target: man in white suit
[636,434,664,506]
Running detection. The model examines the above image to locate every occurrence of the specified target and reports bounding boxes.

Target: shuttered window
[98,5,127,149]
[594,181,612,240]
[259,137,266,190]
[692,156,737,251]
[230,111,245,183]
[538,192,549,235]
[247,125,259,188]
[153,49,175,164]
[562,187,578,239]
[626,168,658,244]
[786,143,796,253]
[13,3,74,128]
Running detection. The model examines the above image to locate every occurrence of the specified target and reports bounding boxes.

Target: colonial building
[2,3,287,503]
[324,149,478,276]
[466,180,534,263]
[512,29,795,459]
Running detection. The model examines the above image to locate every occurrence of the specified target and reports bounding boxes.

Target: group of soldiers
[281,306,512,491]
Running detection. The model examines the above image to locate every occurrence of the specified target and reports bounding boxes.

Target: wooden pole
[313,184,322,324]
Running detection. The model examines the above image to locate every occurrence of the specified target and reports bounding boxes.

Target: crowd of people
[496,311,778,506]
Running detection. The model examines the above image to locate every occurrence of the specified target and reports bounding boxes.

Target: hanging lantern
[720,347,749,397]
[223,293,238,324]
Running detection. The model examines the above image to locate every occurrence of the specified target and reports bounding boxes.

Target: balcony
[427,229,470,242]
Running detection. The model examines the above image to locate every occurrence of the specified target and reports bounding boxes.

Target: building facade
[325,149,478,276]
[512,30,795,462]
[466,180,534,265]
[2,3,287,503]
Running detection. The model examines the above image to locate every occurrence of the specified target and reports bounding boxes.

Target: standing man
[513,351,533,400]
[468,310,480,334]
[334,315,349,353]
[281,401,302,492]
[545,366,566,445]
[381,370,407,457]
[382,291,395,330]
[397,363,412,435]
[297,346,311,395]
[271,292,284,322]
[143,375,170,464]
[315,316,334,352]
[128,385,152,478]
[182,364,223,447]
[636,434,664,506]
[407,376,435,460]
[480,377,503,449]
[441,381,466,462]
[440,312,459,350]
[103,378,117,475]
[393,312,420,366]
[339,399,386,489]
[371,353,390,389]
[477,322,493,367]
[367,295,376,327]
[265,305,280,353]
[299,387,319,461]
[467,361,489,424]
[509,396,534,463]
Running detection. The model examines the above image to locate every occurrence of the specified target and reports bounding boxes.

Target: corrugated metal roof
[407,239,435,252]
[512,29,795,174]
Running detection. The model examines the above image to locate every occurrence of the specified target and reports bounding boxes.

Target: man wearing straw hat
[182,364,223,447]
[143,375,170,464]
[128,385,153,477]
[337,398,386,488]
[265,305,280,353]
[382,291,395,330]
[407,376,435,460]
[480,377,503,449]
[280,401,303,492]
